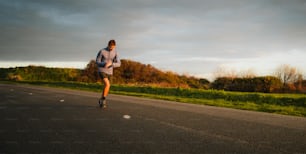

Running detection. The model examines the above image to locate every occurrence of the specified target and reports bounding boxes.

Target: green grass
[2,80,306,117]
[110,90,306,117]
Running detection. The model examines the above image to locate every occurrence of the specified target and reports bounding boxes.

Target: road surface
[0,84,305,154]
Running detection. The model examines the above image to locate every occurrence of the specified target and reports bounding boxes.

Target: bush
[211,76,282,93]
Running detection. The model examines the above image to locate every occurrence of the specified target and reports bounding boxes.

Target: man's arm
[112,53,121,68]
[96,50,106,67]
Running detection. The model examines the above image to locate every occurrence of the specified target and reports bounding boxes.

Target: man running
[96,39,121,109]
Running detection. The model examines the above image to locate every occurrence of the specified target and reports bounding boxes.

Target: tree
[211,77,233,90]
[80,60,99,82]
[295,74,303,92]
[239,69,256,78]
[213,66,238,81]
[275,64,299,89]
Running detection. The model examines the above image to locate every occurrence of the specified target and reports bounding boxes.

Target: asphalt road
[0,84,305,154]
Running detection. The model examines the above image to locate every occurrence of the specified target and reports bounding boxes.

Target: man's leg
[102,77,110,98]
[99,77,110,109]
[98,72,110,108]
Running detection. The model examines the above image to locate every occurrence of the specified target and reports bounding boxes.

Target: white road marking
[123,115,131,119]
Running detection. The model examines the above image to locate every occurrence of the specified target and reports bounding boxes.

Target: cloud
[1,0,306,79]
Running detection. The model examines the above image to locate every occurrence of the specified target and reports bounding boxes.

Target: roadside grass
[111,91,306,117]
[2,80,306,117]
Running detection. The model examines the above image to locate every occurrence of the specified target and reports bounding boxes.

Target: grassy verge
[110,91,306,117]
[2,80,306,117]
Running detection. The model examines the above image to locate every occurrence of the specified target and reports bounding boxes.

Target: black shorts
[99,72,111,80]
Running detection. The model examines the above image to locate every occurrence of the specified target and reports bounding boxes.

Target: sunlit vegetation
[1,59,305,93]
[1,59,306,116]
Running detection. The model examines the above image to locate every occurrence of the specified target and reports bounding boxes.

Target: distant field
[2,81,306,117]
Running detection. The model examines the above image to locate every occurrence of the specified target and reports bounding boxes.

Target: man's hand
[105,60,113,68]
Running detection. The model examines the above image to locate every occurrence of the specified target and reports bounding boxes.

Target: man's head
[108,39,116,51]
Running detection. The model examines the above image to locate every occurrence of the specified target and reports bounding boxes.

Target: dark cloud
[1,0,306,77]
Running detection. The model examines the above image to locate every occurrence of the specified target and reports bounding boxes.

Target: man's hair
[108,39,116,46]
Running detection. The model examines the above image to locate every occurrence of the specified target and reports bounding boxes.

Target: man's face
[109,45,116,51]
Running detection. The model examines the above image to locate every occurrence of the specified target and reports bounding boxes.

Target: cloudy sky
[1,0,306,80]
